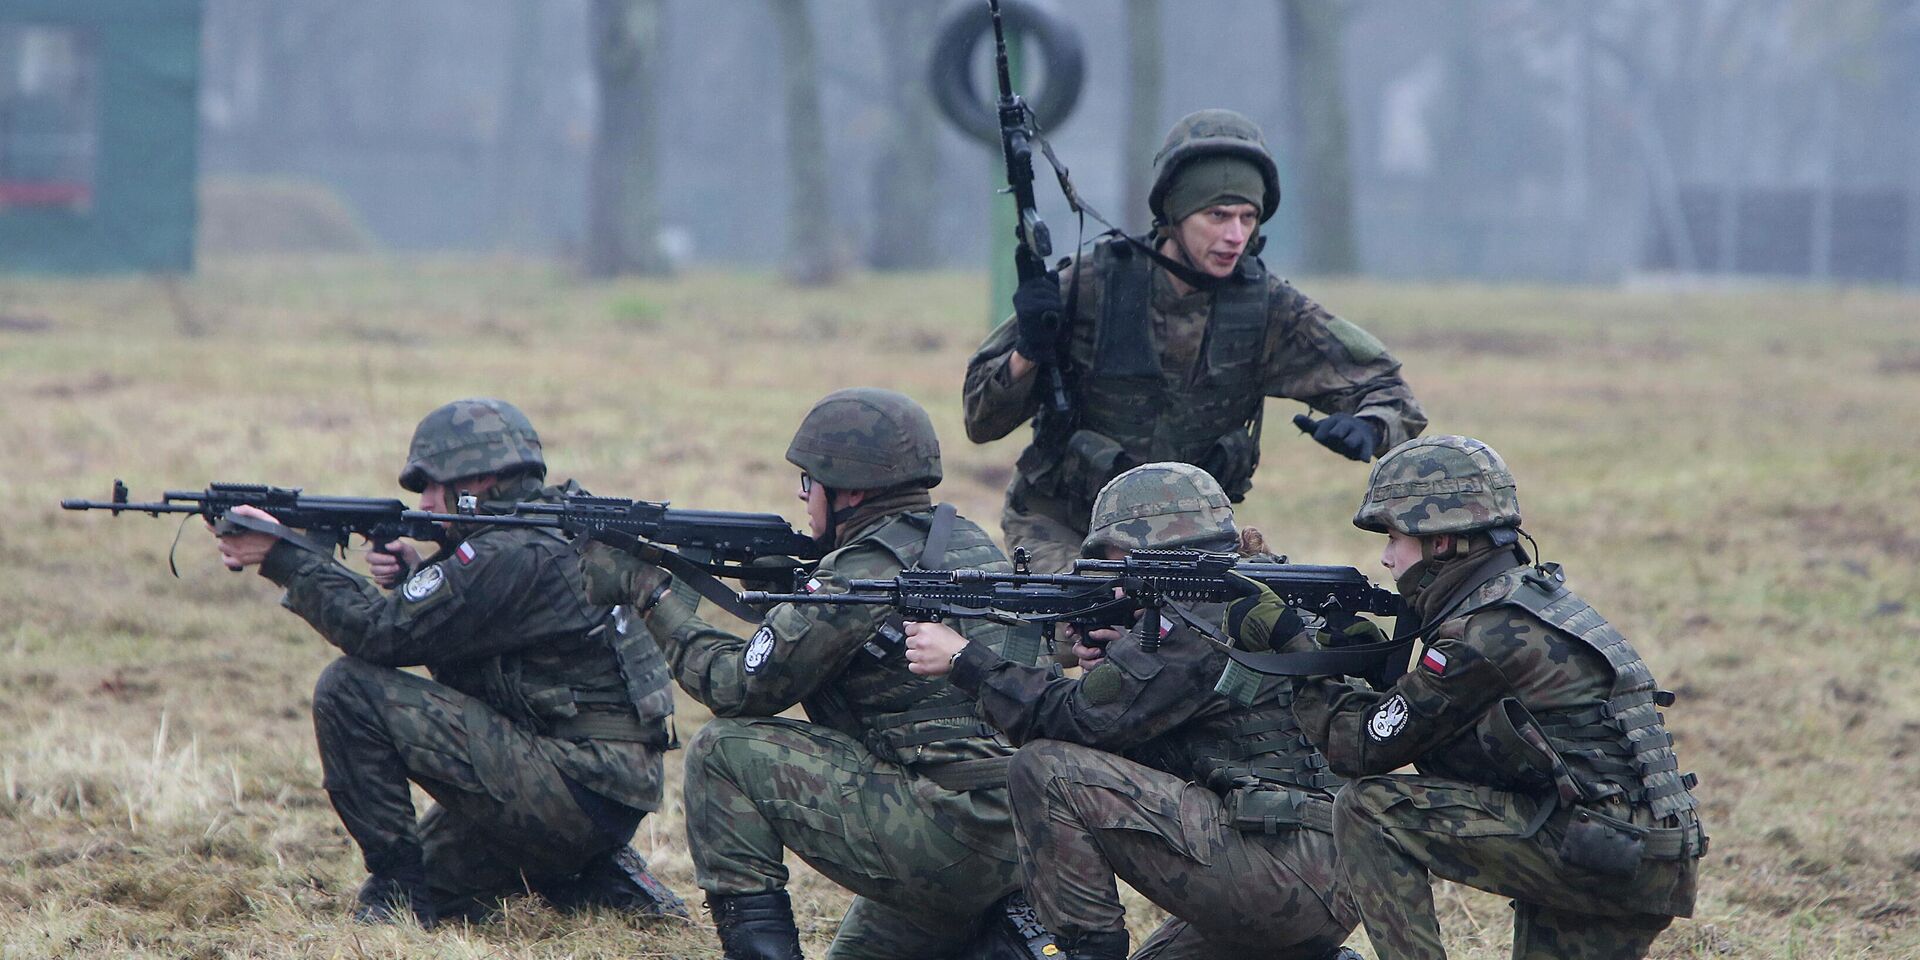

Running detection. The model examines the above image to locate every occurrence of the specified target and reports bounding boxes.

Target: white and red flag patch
[805,577,822,594]
[1419,648,1449,675]
[455,542,477,565]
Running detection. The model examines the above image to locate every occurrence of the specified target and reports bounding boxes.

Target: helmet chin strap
[818,484,860,550]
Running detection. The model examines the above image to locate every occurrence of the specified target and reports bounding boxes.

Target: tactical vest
[1439,566,1702,836]
[1124,609,1343,832]
[449,487,674,746]
[1027,237,1272,513]
[801,509,1035,778]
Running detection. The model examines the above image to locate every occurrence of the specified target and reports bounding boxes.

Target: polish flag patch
[1420,648,1449,675]
[1159,614,1173,638]
[805,577,822,594]
[455,542,477,565]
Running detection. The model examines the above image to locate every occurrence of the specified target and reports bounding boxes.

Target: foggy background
[185,0,1920,286]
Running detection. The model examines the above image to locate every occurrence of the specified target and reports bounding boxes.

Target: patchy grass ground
[2,256,1916,958]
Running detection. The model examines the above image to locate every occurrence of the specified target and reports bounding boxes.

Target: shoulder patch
[455,542,477,565]
[1367,694,1411,741]
[401,563,446,603]
[1325,315,1387,364]
[743,626,776,675]
[1419,648,1449,675]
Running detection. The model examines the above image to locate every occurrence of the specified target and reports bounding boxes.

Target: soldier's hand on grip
[1012,270,1065,364]
[366,539,422,589]
[903,620,968,677]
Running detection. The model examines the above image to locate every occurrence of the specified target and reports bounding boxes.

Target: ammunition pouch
[1477,697,1569,796]
[527,688,669,745]
[1060,429,1132,514]
[912,755,1014,793]
[1222,782,1332,834]
[1197,424,1260,502]
[1558,807,1649,877]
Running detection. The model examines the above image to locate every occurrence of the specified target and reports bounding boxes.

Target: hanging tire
[928,0,1085,146]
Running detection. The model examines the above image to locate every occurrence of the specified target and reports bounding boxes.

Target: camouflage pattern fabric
[1333,776,1675,960]
[948,586,1357,956]
[1008,741,1354,959]
[1082,462,1238,557]
[1352,435,1521,538]
[257,478,672,909]
[642,501,1029,957]
[398,397,545,493]
[964,253,1426,573]
[683,716,1020,960]
[784,387,944,491]
[312,656,655,915]
[1292,549,1698,959]
[998,487,1085,575]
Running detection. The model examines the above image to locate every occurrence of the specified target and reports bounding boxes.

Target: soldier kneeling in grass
[1291,436,1707,960]
[212,398,685,926]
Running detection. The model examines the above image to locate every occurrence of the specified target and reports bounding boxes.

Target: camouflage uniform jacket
[963,242,1427,519]
[643,501,1034,859]
[950,586,1340,804]
[258,480,674,813]
[1292,550,1702,915]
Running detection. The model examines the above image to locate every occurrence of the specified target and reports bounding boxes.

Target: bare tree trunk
[1280,0,1358,274]
[770,0,839,285]
[587,0,669,278]
[496,0,544,253]
[868,0,938,270]
[1124,0,1163,233]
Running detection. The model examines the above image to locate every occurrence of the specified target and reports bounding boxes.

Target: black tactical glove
[1293,413,1380,462]
[1011,271,1065,364]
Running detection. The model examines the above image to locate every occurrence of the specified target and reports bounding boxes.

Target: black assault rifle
[990,0,1070,413]
[62,479,444,576]
[406,494,822,620]
[741,548,1405,656]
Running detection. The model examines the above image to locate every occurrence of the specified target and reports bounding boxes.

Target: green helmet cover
[1148,109,1282,225]
[399,398,546,493]
[1353,436,1522,540]
[1083,461,1239,557]
[784,387,943,491]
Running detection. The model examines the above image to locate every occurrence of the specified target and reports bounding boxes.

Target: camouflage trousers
[1334,775,1682,960]
[1009,740,1357,960]
[683,716,1022,960]
[1001,483,1088,576]
[311,657,655,914]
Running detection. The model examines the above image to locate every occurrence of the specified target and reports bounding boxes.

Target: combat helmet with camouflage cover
[1148,109,1282,225]
[1353,436,1521,545]
[1083,461,1239,556]
[398,398,546,493]
[785,387,942,491]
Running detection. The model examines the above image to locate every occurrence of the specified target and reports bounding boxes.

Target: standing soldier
[1292,436,1706,959]
[209,398,685,925]
[902,463,1363,960]
[579,388,1040,960]
[964,108,1427,572]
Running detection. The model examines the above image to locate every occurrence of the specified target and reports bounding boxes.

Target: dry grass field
[2,256,1917,958]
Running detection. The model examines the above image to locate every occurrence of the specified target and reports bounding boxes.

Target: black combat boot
[709,890,805,960]
[352,872,437,927]
[953,891,1060,960]
[1060,930,1129,960]
[539,846,691,918]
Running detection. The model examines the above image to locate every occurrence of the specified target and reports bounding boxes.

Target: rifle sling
[647,546,764,623]
[214,512,340,563]
[919,504,957,571]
